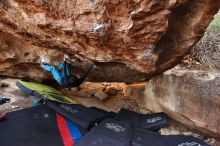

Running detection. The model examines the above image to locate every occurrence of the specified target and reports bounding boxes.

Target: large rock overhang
[0,0,219,82]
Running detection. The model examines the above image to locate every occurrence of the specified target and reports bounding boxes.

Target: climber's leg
[71,64,94,87]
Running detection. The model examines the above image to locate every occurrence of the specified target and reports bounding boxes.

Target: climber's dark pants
[61,64,94,88]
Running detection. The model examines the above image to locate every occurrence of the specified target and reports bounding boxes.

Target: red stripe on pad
[56,113,74,146]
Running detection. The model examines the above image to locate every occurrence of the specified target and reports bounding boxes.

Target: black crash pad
[0,105,84,146]
[76,118,132,146]
[115,108,168,131]
[46,101,111,130]
[131,127,209,146]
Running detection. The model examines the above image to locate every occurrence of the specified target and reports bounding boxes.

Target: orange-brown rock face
[0,0,219,82]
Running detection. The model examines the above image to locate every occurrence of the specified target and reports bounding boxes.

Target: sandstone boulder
[143,67,220,138]
[0,0,219,82]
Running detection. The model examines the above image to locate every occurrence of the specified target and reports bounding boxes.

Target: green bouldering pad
[16,81,76,104]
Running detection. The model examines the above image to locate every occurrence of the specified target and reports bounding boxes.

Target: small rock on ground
[94,91,108,101]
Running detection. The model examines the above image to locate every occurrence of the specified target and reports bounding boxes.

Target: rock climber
[40,54,94,89]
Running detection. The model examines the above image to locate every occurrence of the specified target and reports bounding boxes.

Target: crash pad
[131,127,209,146]
[115,108,168,131]
[17,81,111,130]
[76,118,132,146]
[0,105,85,146]
[46,101,111,130]
[76,118,209,146]
[16,81,76,104]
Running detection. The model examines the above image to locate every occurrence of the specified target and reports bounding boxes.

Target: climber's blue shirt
[58,62,71,78]
[42,65,63,85]
[41,61,71,85]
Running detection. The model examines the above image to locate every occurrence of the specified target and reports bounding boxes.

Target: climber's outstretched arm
[41,64,64,85]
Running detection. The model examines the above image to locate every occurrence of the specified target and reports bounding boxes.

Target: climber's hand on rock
[40,57,51,66]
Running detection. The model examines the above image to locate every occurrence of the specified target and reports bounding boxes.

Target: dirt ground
[0,77,219,146]
[0,78,34,113]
